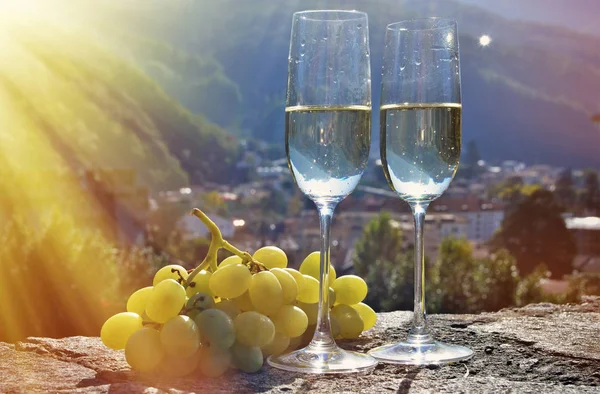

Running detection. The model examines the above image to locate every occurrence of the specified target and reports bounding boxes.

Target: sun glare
[0,0,42,17]
[479,34,492,47]
[0,1,136,342]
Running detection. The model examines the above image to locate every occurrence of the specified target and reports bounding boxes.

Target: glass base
[267,343,378,374]
[368,334,473,365]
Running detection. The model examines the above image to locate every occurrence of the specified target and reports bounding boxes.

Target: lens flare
[0,0,151,343]
[479,35,492,47]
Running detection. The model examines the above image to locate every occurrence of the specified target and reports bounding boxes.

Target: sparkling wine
[286,105,371,202]
[380,103,461,202]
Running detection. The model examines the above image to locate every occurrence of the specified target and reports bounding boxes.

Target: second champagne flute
[267,10,377,373]
[368,18,473,365]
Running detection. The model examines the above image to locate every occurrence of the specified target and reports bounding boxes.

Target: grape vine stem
[186,208,266,287]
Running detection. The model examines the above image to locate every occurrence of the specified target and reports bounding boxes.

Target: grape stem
[186,208,267,287]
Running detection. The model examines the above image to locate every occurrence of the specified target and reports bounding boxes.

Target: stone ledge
[1,297,599,393]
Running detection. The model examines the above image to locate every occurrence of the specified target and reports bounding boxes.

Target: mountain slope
[0,20,239,190]
[31,0,600,168]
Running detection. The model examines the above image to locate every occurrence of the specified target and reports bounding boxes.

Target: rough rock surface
[1,297,599,393]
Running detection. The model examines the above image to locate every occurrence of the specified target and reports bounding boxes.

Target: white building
[437,214,470,239]
[462,208,504,242]
[566,216,600,273]
[431,196,504,243]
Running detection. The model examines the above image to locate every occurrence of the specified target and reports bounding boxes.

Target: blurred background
[0,0,598,342]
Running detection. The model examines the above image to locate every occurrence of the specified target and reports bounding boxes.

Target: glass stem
[409,202,431,340]
[310,202,336,350]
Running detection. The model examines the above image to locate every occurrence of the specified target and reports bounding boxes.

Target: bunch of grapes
[100,210,376,378]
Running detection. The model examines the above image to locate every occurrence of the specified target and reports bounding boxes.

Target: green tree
[431,237,479,313]
[474,248,519,311]
[488,176,540,215]
[353,212,411,312]
[287,192,304,217]
[260,188,288,218]
[564,272,600,302]
[554,168,576,211]
[515,265,560,306]
[431,237,519,313]
[458,139,483,179]
[491,189,576,278]
[201,191,228,216]
[352,214,519,314]
[146,200,190,254]
[515,268,600,307]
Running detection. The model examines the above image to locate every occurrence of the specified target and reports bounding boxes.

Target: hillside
[3,0,599,169]
[75,0,599,168]
[0,17,239,192]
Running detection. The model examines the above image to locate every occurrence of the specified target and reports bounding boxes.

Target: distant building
[517,165,557,187]
[431,195,504,243]
[467,182,487,198]
[285,209,470,273]
[566,216,600,273]
[501,160,526,173]
[256,165,289,180]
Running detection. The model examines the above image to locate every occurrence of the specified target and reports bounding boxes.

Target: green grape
[331,315,341,338]
[234,311,275,348]
[125,327,165,373]
[296,275,319,304]
[186,270,213,298]
[332,275,368,305]
[297,301,317,325]
[252,246,288,269]
[158,350,200,378]
[153,264,188,286]
[146,279,186,323]
[100,312,143,350]
[233,291,254,312]
[261,332,290,357]
[215,300,241,319]
[219,255,242,268]
[186,292,215,312]
[249,271,283,316]
[230,341,263,373]
[299,251,336,286]
[287,334,303,351]
[351,302,377,331]
[329,287,336,308]
[331,304,364,339]
[270,268,298,304]
[284,268,305,290]
[271,305,308,338]
[198,345,231,378]
[194,309,236,350]
[160,315,201,357]
[209,264,251,299]
[126,287,153,316]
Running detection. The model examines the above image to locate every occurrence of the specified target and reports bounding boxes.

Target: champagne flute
[267,10,377,373]
[368,18,473,364]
